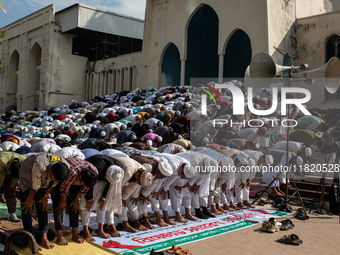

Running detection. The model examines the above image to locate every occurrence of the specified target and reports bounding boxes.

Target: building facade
[1,0,340,112]
[0,4,143,113]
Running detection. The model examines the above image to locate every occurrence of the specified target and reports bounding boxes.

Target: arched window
[325,35,340,100]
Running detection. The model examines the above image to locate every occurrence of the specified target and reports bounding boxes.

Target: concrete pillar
[180,60,185,86]
[219,54,224,84]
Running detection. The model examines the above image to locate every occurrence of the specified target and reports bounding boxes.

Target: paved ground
[1,205,340,255]
[182,208,340,255]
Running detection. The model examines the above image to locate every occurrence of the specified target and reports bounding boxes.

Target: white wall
[140,0,269,89]
[296,11,340,108]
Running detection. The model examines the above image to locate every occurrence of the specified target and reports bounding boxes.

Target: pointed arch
[185,4,219,85]
[27,42,42,110]
[8,50,19,109]
[160,43,181,87]
[223,29,251,79]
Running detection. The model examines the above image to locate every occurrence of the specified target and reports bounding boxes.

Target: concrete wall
[85,52,142,99]
[296,0,332,18]
[140,0,270,89]
[0,5,89,112]
[267,0,298,63]
[0,5,56,112]
[296,10,340,108]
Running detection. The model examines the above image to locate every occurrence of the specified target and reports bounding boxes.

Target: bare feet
[28,240,42,254]
[72,235,85,244]
[109,225,122,237]
[243,201,255,208]
[164,217,177,225]
[41,238,55,249]
[185,214,197,221]
[236,202,248,210]
[98,230,111,239]
[216,204,228,213]
[134,221,148,231]
[143,219,156,229]
[223,204,235,212]
[229,202,238,209]
[210,206,222,215]
[56,236,68,246]
[83,233,95,242]
[122,223,138,233]
[175,215,188,223]
[156,218,169,227]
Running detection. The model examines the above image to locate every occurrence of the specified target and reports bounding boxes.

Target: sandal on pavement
[280,219,295,230]
[268,217,282,229]
[261,221,278,233]
[165,245,179,254]
[175,248,191,255]
[295,208,309,220]
[277,234,303,245]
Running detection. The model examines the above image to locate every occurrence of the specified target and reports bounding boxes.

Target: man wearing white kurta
[149,153,194,225]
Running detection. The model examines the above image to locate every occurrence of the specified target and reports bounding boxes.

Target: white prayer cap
[48,133,54,138]
[265,155,274,165]
[215,105,221,110]
[107,166,124,183]
[158,161,173,176]
[155,109,161,113]
[158,121,164,127]
[223,146,230,150]
[176,111,181,117]
[297,156,303,167]
[131,135,137,141]
[148,129,153,133]
[143,163,153,172]
[203,138,209,145]
[146,140,153,146]
[156,136,163,143]
[121,124,127,130]
[255,104,260,109]
[304,147,312,157]
[235,152,249,165]
[183,164,196,178]
[100,131,106,137]
[178,135,183,140]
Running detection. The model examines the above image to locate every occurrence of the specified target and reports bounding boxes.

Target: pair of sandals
[165,245,192,255]
[295,208,309,220]
[277,234,303,245]
[280,219,295,230]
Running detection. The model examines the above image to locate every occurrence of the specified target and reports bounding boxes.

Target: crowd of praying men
[0,80,340,252]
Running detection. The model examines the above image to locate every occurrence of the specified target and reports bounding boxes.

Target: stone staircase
[251,151,338,201]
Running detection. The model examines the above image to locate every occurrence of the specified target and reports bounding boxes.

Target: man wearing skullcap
[80,154,118,240]
[116,130,137,145]
[142,133,163,147]
[155,113,172,126]
[128,155,173,229]
[112,157,153,232]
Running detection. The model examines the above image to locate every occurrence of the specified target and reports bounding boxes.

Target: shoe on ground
[9,213,20,222]
[261,221,278,233]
